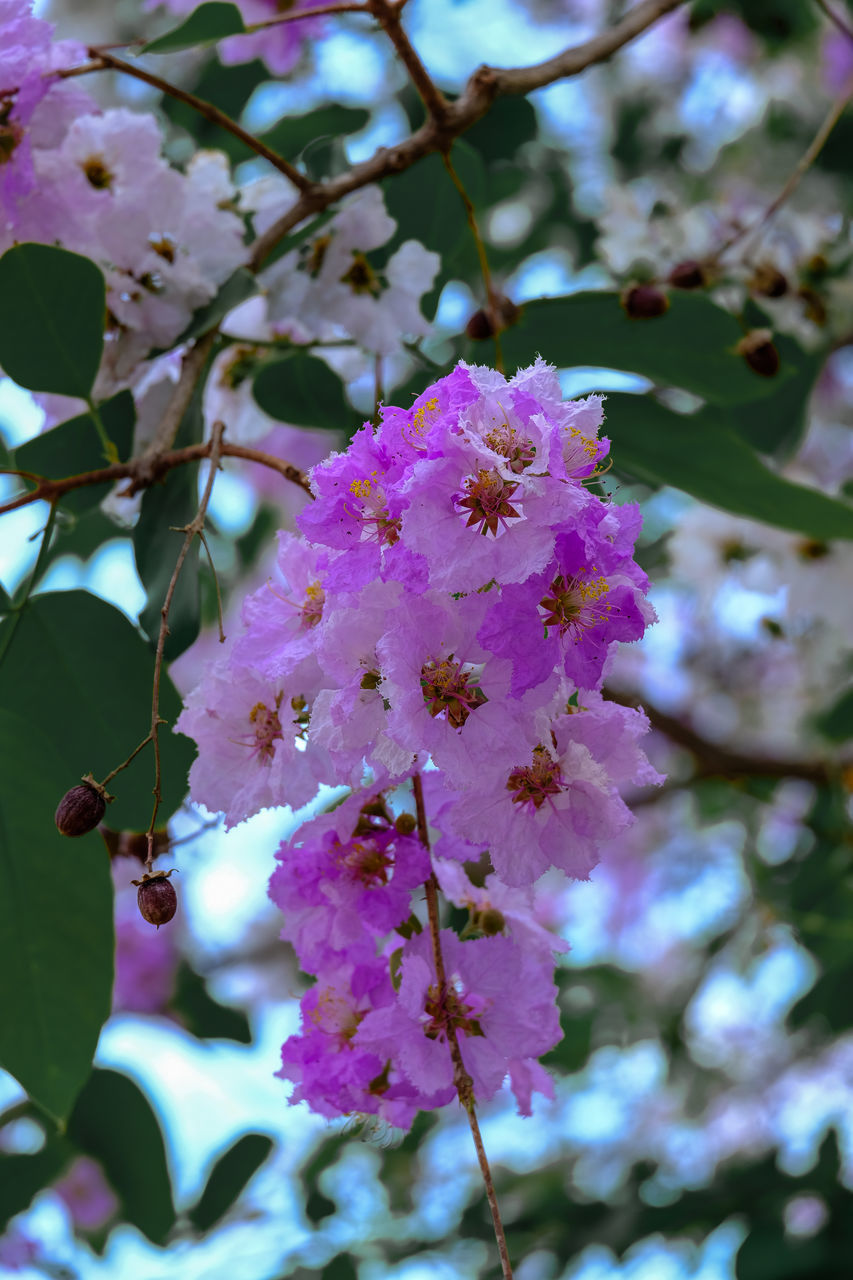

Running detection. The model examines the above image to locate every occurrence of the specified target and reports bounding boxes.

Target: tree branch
[368,0,450,122]
[0,438,312,517]
[62,50,312,193]
[249,0,685,268]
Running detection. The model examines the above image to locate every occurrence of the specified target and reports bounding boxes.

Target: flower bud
[748,263,788,298]
[668,260,707,290]
[737,329,780,378]
[621,284,669,318]
[465,309,495,340]
[394,812,417,836]
[465,296,521,340]
[55,782,106,838]
[133,872,177,929]
[476,907,506,936]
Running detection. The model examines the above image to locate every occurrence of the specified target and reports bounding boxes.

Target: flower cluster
[1,2,246,395]
[178,358,661,1128]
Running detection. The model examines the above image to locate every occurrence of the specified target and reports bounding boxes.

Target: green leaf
[499,292,804,406]
[0,1139,69,1233]
[604,394,853,541]
[253,353,354,431]
[0,244,105,399]
[171,960,251,1043]
[0,592,195,831]
[382,140,486,266]
[464,96,538,163]
[0,583,11,615]
[144,2,246,53]
[261,106,370,163]
[14,392,136,514]
[188,1133,273,1232]
[813,686,853,743]
[68,1069,175,1245]
[0,710,114,1123]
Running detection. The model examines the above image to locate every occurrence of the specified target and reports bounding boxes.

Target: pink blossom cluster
[1,2,246,393]
[178,358,661,1128]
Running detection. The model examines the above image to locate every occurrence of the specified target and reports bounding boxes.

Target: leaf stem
[0,504,57,670]
[412,772,514,1280]
[85,397,119,464]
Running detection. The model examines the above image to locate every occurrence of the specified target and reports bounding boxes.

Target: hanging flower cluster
[177,358,662,1129]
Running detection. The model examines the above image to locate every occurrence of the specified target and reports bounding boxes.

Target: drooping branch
[0,438,312,517]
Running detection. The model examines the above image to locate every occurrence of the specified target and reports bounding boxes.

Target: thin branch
[100,731,155,788]
[62,51,311,193]
[140,331,218,466]
[248,0,369,29]
[606,687,833,788]
[198,528,226,644]
[146,421,225,869]
[249,0,685,269]
[412,772,514,1280]
[0,438,312,517]
[716,82,853,261]
[814,0,853,43]
[368,0,449,122]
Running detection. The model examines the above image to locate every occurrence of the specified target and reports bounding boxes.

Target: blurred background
[1,0,852,1276]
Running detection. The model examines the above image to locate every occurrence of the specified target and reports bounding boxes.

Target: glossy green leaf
[499,291,804,406]
[0,710,114,1123]
[188,1133,273,1231]
[604,394,853,540]
[15,392,136,514]
[464,96,538,162]
[0,592,195,830]
[253,353,355,431]
[382,140,486,266]
[261,105,370,163]
[134,469,201,662]
[68,1070,175,1244]
[144,1,246,53]
[0,244,105,399]
[171,961,251,1043]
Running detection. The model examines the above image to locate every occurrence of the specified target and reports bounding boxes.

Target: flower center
[483,421,536,473]
[82,155,113,190]
[340,836,394,887]
[341,252,381,296]
[506,746,564,812]
[347,473,401,546]
[420,657,488,728]
[301,232,332,276]
[456,469,522,537]
[539,569,610,637]
[423,981,484,1041]
[301,580,325,628]
[248,696,283,759]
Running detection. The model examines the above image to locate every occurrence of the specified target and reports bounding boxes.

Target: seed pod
[737,328,780,378]
[465,308,494,340]
[134,872,177,929]
[394,813,417,836]
[748,263,788,298]
[621,284,669,318]
[477,907,506,936]
[668,259,707,290]
[55,782,106,838]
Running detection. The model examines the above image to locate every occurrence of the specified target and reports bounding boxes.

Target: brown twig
[249,0,685,269]
[0,438,312,517]
[716,81,853,262]
[814,0,853,43]
[368,0,450,122]
[145,421,225,869]
[60,51,311,193]
[248,0,370,29]
[412,772,514,1280]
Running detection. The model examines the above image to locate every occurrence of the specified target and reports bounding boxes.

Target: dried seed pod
[133,871,177,929]
[465,308,495,340]
[55,782,106,838]
[621,284,669,318]
[668,259,707,290]
[737,328,780,378]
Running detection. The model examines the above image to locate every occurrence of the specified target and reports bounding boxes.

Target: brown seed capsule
[465,295,521,340]
[55,782,106,838]
[135,873,177,929]
[737,329,780,378]
[394,813,417,836]
[748,263,788,298]
[465,308,495,340]
[668,259,707,290]
[621,284,669,318]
